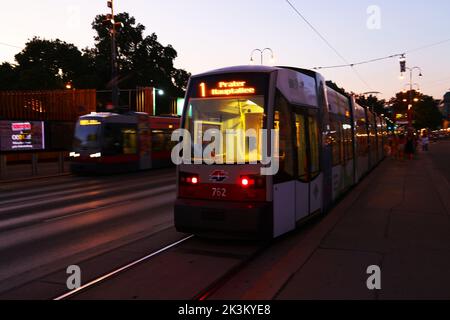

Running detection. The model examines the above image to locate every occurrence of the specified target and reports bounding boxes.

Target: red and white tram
[70,112,180,173]
[174,66,385,239]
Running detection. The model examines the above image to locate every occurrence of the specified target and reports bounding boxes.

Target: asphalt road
[0,168,179,298]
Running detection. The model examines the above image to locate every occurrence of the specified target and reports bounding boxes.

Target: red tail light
[180,172,200,186]
[241,178,250,187]
[240,175,265,189]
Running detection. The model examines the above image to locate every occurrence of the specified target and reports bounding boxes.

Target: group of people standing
[386,131,430,161]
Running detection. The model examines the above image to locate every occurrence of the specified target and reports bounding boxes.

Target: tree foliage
[0,13,190,96]
[356,95,386,115]
[389,90,443,130]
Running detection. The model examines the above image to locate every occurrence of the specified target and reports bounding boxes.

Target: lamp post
[402,66,423,127]
[151,87,165,116]
[250,48,275,65]
[105,0,124,110]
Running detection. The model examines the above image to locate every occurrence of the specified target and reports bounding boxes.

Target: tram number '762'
[212,188,227,198]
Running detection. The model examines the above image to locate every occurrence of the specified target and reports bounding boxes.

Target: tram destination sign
[190,73,269,99]
[0,120,45,152]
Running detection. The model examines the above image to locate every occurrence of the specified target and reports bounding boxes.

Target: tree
[356,95,386,115]
[413,95,443,130]
[389,90,443,130]
[326,80,349,97]
[0,12,190,96]
[10,37,93,90]
[90,12,190,96]
[0,63,19,90]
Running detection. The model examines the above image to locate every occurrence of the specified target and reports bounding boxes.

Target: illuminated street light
[65,81,73,90]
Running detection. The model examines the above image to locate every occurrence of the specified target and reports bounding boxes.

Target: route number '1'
[200,82,206,97]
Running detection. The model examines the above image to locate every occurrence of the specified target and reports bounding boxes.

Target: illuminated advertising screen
[0,121,45,152]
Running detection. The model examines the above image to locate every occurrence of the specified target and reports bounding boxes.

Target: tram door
[294,110,322,219]
[273,96,297,237]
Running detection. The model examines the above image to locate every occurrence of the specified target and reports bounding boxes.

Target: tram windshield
[73,119,101,150]
[184,96,266,163]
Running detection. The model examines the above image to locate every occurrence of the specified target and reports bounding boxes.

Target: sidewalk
[212,150,450,300]
[0,162,71,182]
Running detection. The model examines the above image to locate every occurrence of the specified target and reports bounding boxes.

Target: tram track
[193,242,271,301]
[55,234,270,300]
[54,235,195,300]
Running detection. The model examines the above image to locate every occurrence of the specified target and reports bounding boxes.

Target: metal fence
[0,89,96,121]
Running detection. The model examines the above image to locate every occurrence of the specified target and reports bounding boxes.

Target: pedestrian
[421,131,430,152]
[405,132,415,160]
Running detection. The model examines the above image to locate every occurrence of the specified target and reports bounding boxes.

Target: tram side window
[103,124,138,156]
[308,116,320,177]
[152,130,175,152]
[330,118,342,166]
[343,122,354,161]
[295,114,308,181]
[274,93,295,182]
[356,120,369,157]
[369,123,377,154]
[123,128,138,155]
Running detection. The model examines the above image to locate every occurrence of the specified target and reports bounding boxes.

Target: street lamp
[104,0,124,110]
[403,66,423,127]
[65,81,73,90]
[250,48,275,65]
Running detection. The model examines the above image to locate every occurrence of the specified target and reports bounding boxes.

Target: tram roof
[192,65,321,78]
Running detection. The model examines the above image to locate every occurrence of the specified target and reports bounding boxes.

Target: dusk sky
[1,0,449,100]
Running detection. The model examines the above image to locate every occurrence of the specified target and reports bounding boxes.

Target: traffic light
[399,55,406,73]
[400,61,406,73]
[107,1,112,8]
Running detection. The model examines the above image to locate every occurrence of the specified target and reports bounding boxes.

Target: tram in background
[174,65,387,239]
[70,112,180,174]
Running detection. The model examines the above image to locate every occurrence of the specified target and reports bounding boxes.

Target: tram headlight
[90,152,102,158]
[70,152,80,158]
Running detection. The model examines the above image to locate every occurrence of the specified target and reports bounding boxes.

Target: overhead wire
[285,0,373,90]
